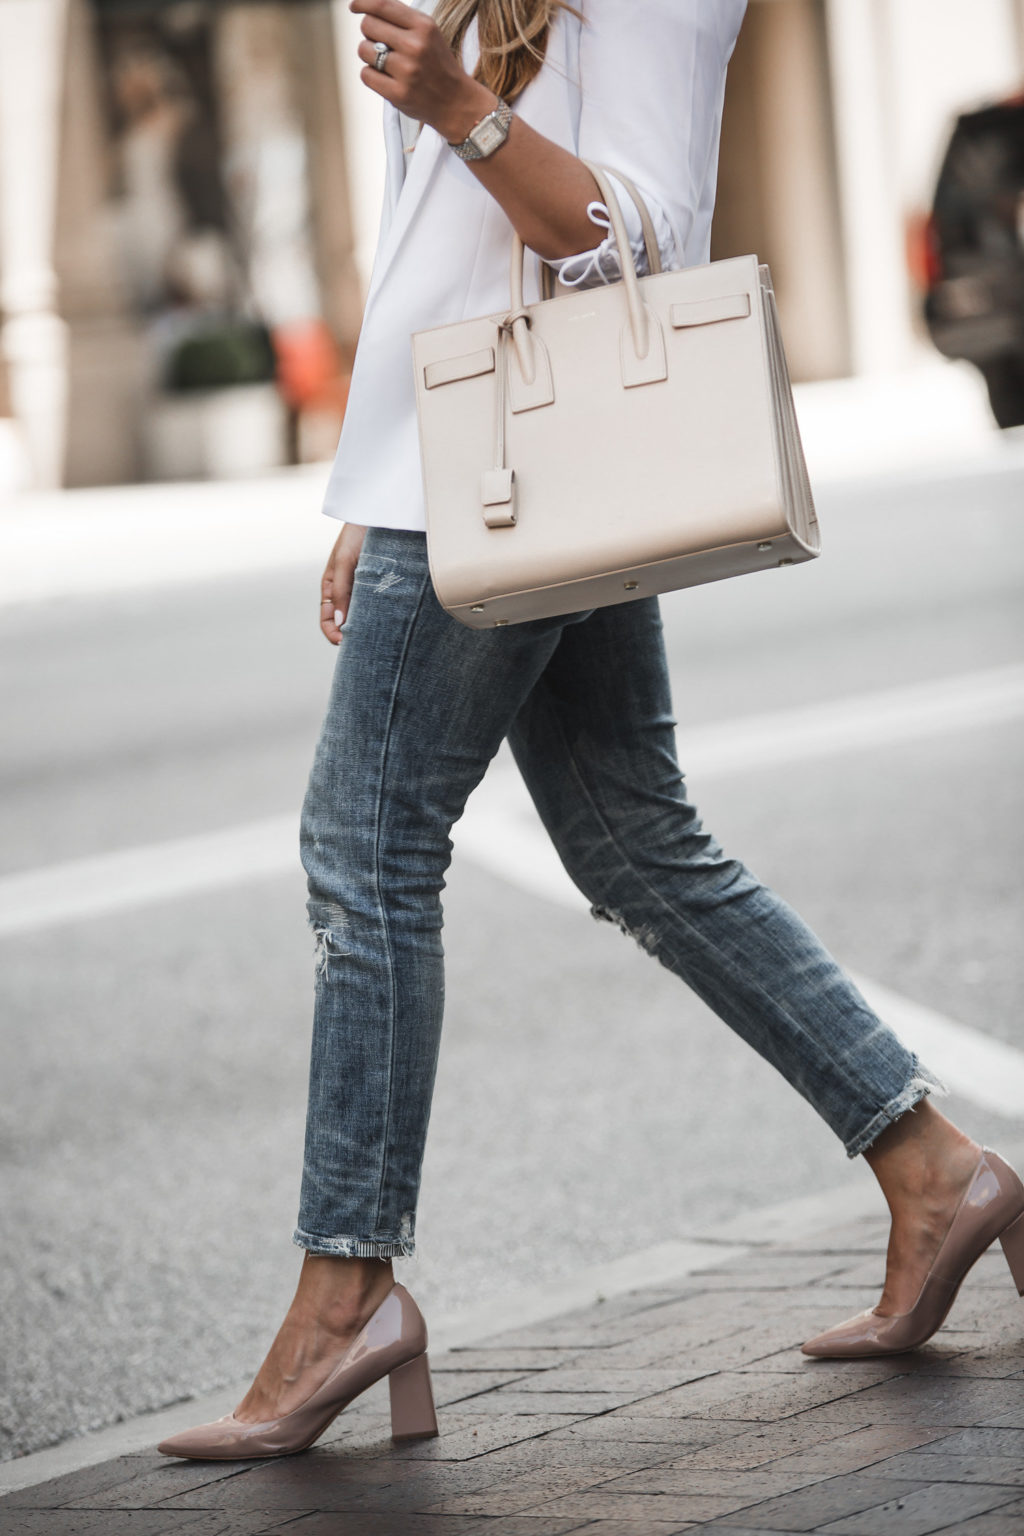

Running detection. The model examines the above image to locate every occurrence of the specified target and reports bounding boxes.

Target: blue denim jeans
[295,528,942,1258]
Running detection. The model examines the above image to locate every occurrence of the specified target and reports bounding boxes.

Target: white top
[322,0,748,533]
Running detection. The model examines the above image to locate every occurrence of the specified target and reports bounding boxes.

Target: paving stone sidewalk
[3,1207,1023,1536]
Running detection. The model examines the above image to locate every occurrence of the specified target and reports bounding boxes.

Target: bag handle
[506,160,661,384]
[592,164,663,275]
[484,167,665,529]
[537,165,662,300]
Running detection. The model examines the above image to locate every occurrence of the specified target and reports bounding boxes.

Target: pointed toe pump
[802,1147,1024,1360]
[157,1281,439,1460]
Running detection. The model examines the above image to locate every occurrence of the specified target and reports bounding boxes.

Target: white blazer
[322,0,748,533]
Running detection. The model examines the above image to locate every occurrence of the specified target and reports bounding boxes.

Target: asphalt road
[1,455,1022,1461]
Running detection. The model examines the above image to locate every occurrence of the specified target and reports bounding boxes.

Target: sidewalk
[2,1182,1023,1536]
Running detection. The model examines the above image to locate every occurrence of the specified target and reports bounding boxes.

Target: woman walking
[158,0,1024,1461]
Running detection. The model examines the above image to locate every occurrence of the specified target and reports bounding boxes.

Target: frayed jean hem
[844,1060,949,1159]
[292,1227,415,1260]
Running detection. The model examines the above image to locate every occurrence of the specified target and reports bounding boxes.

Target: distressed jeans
[295,528,943,1258]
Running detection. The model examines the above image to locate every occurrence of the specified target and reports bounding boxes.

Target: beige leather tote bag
[412,161,820,629]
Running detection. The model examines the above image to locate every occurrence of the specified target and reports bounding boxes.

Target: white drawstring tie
[553,200,650,289]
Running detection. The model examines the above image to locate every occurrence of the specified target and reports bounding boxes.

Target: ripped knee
[590,903,661,956]
[309,901,351,980]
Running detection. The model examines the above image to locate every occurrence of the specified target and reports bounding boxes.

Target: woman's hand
[320,523,367,645]
[350,0,492,144]
[349,0,603,261]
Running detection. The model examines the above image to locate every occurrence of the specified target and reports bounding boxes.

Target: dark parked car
[920,93,1024,427]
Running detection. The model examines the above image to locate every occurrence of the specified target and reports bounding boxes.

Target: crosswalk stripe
[456,770,1024,1123]
[0,816,299,937]
[2,664,1021,1123]
[677,662,1024,777]
[3,664,1022,937]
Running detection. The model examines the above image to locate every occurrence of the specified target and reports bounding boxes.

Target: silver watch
[448,97,512,161]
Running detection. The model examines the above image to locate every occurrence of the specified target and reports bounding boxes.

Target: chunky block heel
[389,1351,439,1442]
[802,1148,1024,1358]
[999,1211,1024,1296]
[157,1282,435,1460]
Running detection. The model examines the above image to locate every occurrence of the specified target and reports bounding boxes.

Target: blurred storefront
[0,0,363,490]
[1,0,1022,492]
[714,0,1024,385]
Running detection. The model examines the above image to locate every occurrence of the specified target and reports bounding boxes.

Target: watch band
[448,97,513,161]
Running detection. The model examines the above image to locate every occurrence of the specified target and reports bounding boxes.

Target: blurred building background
[0,0,1021,494]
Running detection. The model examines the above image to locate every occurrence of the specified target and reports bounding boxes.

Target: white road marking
[851,975,1024,1123]
[3,663,1021,942]
[0,816,299,937]
[3,663,1023,933]
[455,769,1024,1123]
[3,667,1022,1121]
[676,663,1024,777]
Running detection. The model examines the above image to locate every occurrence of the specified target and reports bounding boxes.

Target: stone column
[213,4,321,328]
[827,0,1023,376]
[0,0,69,489]
[824,0,916,375]
[331,0,387,301]
[292,2,363,355]
[213,2,364,464]
[55,0,147,486]
[884,0,1021,213]
[714,0,850,382]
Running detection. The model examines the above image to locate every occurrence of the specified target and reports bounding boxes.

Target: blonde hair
[432,0,582,101]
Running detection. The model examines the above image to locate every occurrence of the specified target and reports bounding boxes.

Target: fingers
[319,524,366,646]
[355,9,428,97]
[356,15,406,49]
[330,552,357,635]
[320,606,344,646]
[349,0,419,24]
[355,28,404,95]
[320,571,344,646]
[357,66,397,102]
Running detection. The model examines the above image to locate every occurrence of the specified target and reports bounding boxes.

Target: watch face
[472,115,507,154]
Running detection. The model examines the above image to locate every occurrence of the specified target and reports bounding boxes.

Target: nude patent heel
[802,1147,1024,1359]
[157,1282,436,1460]
[388,1350,439,1440]
[999,1210,1024,1295]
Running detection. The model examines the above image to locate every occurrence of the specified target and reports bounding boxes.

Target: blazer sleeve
[542,0,747,291]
